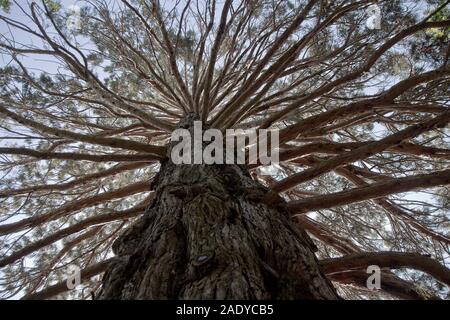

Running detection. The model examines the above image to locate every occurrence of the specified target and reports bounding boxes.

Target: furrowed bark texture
[99,119,338,300]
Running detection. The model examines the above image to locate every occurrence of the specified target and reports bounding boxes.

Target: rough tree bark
[98,117,338,300]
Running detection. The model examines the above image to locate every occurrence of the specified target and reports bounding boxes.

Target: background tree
[0,0,449,299]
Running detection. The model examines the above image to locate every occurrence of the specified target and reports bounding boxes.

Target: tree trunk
[98,119,338,300]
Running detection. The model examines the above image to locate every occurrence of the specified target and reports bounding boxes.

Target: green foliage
[426,0,450,40]
[43,0,61,12]
[0,0,10,13]
[0,0,61,14]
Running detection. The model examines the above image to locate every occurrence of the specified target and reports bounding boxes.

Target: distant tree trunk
[98,119,338,300]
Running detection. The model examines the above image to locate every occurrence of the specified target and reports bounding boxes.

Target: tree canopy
[0,0,449,299]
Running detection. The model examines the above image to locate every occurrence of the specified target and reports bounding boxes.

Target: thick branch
[272,109,450,193]
[335,167,450,245]
[0,203,147,268]
[279,141,450,161]
[320,252,450,286]
[288,169,450,213]
[327,270,438,300]
[0,181,151,236]
[267,21,450,129]
[0,104,166,156]
[0,147,158,162]
[21,258,114,300]
[0,162,147,197]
